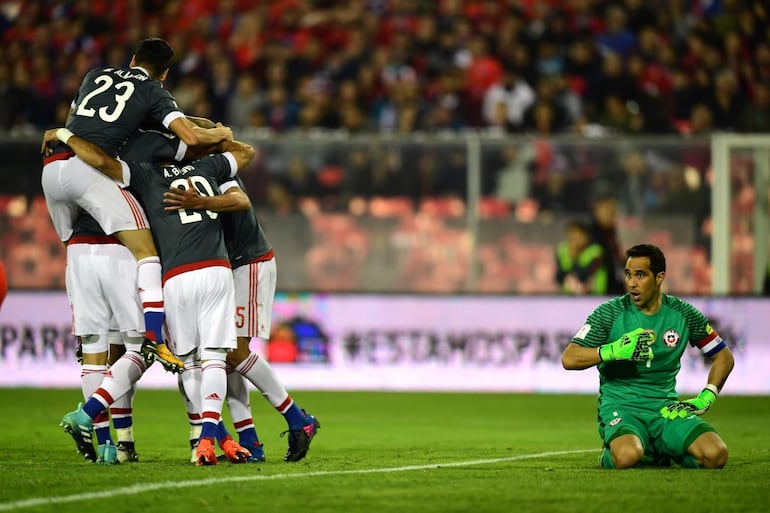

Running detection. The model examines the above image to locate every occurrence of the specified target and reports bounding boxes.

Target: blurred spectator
[612,149,658,217]
[226,73,264,129]
[708,68,745,130]
[584,51,639,121]
[463,35,503,126]
[522,76,570,133]
[555,219,607,295]
[595,5,637,58]
[494,145,532,208]
[588,193,625,295]
[482,67,535,130]
[739,81,770,132]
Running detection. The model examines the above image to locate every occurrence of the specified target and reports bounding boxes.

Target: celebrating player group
[41,37,319,467]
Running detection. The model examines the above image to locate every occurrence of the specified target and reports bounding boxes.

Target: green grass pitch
[0,389,768,513]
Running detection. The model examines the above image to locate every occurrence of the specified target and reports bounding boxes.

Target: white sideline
[0,449,597,511]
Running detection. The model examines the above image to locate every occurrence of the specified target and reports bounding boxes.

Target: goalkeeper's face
[624,256,664,313]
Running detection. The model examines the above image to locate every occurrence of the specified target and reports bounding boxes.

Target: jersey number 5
[170,176,219,224]
[75,75,136,123]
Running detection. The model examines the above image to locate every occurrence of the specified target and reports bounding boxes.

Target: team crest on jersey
[663,329,681,347]
[609,417,623,427]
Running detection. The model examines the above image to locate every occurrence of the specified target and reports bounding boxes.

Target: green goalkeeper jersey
[572,294,724,406]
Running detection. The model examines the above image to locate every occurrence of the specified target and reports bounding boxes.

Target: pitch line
[0,449,597,511]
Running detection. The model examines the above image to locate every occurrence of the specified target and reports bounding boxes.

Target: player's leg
[231,259,320,462]
[606,434,645,469]
[62,345,149,454]
[197,350,230,466]
[166,267,245,465]
[76,334,111,463]
[63,244,114,462]
[685,432,728,468]
[225,369,265,462]
[598,406,648,469]
[177,353,203,463]
[198,267,246,465]
[165,277,206,462]
[41,158,80,242]
[108,332,140,463]
[659,415,727,469]
[98,250,145,463]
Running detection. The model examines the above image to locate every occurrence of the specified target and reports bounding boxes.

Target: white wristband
[704,384,719,396]
[56,128,74,145]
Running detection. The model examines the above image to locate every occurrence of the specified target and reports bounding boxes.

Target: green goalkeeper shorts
[598,401,716,460]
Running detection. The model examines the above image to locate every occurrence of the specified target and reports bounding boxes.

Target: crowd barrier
[1,291,766,394]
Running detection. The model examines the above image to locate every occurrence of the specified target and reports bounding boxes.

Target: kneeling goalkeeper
[561,244,734,469]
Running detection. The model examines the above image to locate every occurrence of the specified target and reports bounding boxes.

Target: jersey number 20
[170,176,219,224]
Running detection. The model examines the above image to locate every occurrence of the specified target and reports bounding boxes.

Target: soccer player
[60,123,205,464]
[561,244,734,469]
[41,37,230,371]
[164,175,321,462]
[46,127,256,466]
[66,211,144,464]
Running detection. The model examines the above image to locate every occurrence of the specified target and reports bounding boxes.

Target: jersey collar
[130,66,151,76]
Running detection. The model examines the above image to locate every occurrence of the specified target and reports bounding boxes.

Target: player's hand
[660,388,717,419]
[215,122,234,142]
[599,327,655,362]
[40,128,62,156]
[164,178,203,211]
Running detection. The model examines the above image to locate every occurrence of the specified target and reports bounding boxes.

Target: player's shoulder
[662,294,704,317]
[593,294,632,315]
[195,152,230,169]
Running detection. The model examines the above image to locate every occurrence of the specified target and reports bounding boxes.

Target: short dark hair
[133,38,174,76]
[626,244,666,275]
[566,219,590,234]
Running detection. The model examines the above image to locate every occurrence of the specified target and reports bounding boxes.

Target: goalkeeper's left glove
[660,385,718,419]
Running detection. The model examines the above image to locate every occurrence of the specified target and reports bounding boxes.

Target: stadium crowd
[0,0,765,295]
[0,0,769,136]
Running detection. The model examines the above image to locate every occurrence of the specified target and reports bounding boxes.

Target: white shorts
[42,155,149,241]
[66,243,144,336]
[233,258,276,339]
[163,266,237,357]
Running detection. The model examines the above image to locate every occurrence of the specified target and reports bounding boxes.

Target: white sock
[226,370,254,433]
[235,353,289,408]
[200,359,227,431]
[81,364,107,400]
[93,351,146,408]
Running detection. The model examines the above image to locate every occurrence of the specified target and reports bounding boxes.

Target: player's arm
[706,345,735,392]
[561,342,602,370]
[186,116,216,129]
[661,346,734,419]
[217,140,256,171]
[562,327,654,370]
[42,128,124,181]
[163,178,250,212]
[168,117,233,147]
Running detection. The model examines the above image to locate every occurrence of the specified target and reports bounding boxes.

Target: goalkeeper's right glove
[599,327,655,362]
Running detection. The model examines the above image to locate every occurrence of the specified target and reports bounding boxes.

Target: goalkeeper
[561,244,734,469]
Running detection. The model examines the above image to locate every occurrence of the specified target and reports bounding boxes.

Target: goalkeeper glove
[598,327,655,362]
[660,385,718,419]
